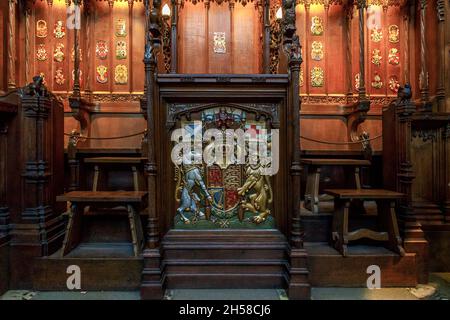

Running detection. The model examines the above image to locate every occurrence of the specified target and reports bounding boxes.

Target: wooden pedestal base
[140,248,164,300]
[287,248,311,300]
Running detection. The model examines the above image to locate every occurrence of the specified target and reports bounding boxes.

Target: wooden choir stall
[0,0,449,299]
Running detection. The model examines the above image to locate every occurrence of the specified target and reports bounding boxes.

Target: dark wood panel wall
[0,81,66,289]
[0,0,446,154]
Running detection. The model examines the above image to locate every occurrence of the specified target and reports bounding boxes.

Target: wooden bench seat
[301,158,371,213]
[57,191,147,257]
[324,188,405,257]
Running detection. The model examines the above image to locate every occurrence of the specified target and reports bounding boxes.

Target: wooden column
[73,0,81,97]
[419,0,431,111]
[344,4,353,103]
[170,0,178,73]
[402,3,411,84]
[436,0,446,111]
[24,1,32,84]
[129,0,134,92]
[7,0,17,90]
[356,0,370,110]
[282,0,310,300]
[263,0,270,73]
[84,0,92,97]
[141,0,163,300]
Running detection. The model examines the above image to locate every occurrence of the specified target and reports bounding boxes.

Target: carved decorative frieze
[166,103,280,129]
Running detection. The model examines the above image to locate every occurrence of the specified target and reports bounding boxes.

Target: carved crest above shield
[36,20,48,38]
[311,16,324,36]
[115,19,127,37]
[388,25,400,43]
[213,32,226,54]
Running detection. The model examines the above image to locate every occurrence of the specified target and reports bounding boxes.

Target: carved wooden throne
[139,0,309,300]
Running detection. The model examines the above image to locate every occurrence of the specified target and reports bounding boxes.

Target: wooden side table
[301,159,371,214]
[324,188,406,257]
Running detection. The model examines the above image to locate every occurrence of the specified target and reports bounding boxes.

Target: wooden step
[157,229,291,290]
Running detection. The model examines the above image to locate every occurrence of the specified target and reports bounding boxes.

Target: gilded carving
[311,67,324,87]
[96,65,108,84]
[116,41,127,59]
[115,19,127,37]
[36,20,47,38]
[213,32,226,54]
[311,16,324,36]
[53,20,65,39]
[96,40,108,60]
[370,28,383,42]
[53,43,65,63]
[371,73,383,89]
[388,48,400,65]
[371,49,382,66]
[54,68,65,86]
[388,25,399,43]
[36,44,48,61]
[389,76,400,93]
[311,41,324,61]
[114,64,128,84]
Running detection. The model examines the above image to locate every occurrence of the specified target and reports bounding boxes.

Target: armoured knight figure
[176,164,212,224]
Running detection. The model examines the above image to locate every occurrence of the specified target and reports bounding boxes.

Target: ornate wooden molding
[7,0,17,90]
[166,102,280,129]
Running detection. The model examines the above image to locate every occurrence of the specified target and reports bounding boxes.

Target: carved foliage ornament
[311,67,324,87]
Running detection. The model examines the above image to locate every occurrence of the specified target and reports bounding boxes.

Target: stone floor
[1,273,449,300]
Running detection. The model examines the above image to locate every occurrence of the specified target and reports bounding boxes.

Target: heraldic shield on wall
[172,106,276,230]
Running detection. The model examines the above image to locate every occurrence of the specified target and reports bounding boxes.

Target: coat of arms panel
[172,107,276,229]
